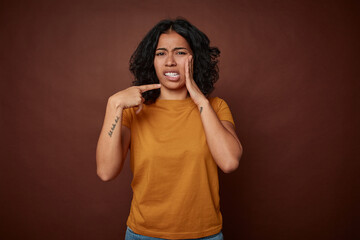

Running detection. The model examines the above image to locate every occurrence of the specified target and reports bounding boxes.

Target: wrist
[196,97,209,107]
[107,97,124,111]
[196,98,210,113]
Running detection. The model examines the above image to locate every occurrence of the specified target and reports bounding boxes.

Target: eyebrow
[156,47,188,51]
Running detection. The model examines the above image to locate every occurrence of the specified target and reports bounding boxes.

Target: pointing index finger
[138,84,162,93]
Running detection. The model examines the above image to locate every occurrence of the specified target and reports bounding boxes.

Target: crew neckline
[154,97,195,107]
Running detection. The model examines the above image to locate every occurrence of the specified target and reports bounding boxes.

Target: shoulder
[122,107,136,128]
[209,97,228,111]
[123,106,135,116]
[208,96,235,126]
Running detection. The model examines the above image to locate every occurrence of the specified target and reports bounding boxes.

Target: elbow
[222,148,243,174]
[222,160,239,174]
[96,154,122,182]
[97,169,115,182]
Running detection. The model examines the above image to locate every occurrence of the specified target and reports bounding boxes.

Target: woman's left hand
[185,55,208,107]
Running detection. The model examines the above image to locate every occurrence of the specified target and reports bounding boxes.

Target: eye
[155,52,165,56]
[177,51,187,55]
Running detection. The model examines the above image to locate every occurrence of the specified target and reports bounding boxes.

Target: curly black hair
[129,18,220,104]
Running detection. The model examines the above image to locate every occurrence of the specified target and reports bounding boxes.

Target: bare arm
[96,84,161,181]
[96,101,130,181]
[198,100,243,173]
[185,55,243,173]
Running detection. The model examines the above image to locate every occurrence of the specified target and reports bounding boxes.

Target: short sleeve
[210,97,235,127]
[122,108,133,129]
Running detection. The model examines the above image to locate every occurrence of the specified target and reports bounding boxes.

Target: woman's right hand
[108,84,161,114]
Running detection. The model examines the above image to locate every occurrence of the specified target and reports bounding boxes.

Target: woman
[96,18,243,240]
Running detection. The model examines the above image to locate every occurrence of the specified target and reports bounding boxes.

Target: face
[154,31,193,92]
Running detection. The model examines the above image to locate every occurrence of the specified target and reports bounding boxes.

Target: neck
[158,87,189,100]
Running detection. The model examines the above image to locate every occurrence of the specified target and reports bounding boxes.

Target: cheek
[153,59,159,69]
[153,59,162,73]
[178,59,188,72]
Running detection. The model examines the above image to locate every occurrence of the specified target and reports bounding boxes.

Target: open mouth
[164,71,180,81]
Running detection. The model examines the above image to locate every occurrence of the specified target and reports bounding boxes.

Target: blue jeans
[125,227,224,240]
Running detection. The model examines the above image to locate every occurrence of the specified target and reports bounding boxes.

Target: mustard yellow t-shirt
[122,97,234,239]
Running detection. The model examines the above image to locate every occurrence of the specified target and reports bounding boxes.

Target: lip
[163,71,180,81]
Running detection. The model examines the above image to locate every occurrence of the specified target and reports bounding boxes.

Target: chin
[162,81,186,90]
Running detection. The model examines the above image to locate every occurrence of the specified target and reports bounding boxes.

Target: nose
[165,53,176,67]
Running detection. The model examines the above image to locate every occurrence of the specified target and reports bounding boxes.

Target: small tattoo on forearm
[200,106,203,114]
[108,116,120,137]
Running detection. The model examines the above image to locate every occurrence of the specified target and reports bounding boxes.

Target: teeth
[165,72,179,76]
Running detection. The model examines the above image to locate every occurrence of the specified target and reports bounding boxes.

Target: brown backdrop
[0,0,358,239]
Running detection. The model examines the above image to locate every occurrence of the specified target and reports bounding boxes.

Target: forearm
[198,100,242,173]
[96,100,124,181]
[95,84,161,180]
